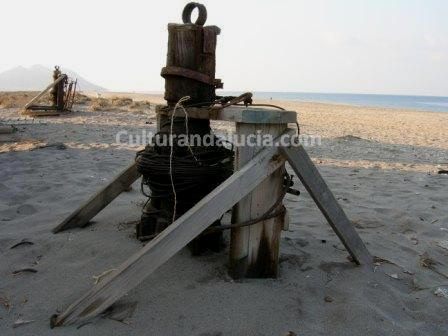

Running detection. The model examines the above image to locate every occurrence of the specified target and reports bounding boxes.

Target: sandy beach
[1,93,448,335]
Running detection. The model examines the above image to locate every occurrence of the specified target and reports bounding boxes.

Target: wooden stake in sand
[229,123,287,278]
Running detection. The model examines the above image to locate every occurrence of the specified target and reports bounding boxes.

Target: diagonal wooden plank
[51,129,293,327]
[279,144,372,266]
[23,75,67,110]
[52,163,141,233]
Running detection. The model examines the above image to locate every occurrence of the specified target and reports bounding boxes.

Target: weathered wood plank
[56,76,65,110]
[163,23,219,105]
[22,110,61,117]
[52,163,141,233]
[52,130,294,327]
[23,75,67,110]
[279,144,372,266]
[63,82,73,110]
[156,105,297,124]
[229,123,286,278]
[69,79,77,109]
[0,125,16,134]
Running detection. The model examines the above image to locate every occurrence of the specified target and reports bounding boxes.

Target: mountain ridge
[0,65,107,91]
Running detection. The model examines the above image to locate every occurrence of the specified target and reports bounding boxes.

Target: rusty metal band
[161,66,216,86]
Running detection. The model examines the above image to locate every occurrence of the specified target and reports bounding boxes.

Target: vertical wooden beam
[229,123,286,278]
[56,78,65,110]
[163,23,220,106]
[63,82,73,111]
[69,79,77,110]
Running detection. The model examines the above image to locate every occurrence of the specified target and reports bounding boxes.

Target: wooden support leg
[229,123,286,278]
[52,163,141,233]
[51,130,293,327]
[279,144,372,266]
[56,80,65,111]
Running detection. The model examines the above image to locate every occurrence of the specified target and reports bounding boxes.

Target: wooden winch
[50,2,372,327]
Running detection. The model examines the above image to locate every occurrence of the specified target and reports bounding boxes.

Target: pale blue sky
[1,0,447,95]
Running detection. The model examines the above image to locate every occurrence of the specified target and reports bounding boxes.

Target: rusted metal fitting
[182,2,207,26]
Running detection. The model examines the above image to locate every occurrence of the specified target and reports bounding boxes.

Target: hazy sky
[2,0,447,96]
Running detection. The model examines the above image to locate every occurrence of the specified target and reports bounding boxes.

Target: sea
[221,91,448,113]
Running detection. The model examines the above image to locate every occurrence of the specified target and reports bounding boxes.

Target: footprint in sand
[402,229,419,245]
[0,208,18,221]
[16,204,38,216]
[23,184,51,193]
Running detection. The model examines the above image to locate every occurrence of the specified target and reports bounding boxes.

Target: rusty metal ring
[182,2,207,26]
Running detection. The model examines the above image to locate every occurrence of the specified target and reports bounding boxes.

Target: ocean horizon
[220,91,448,113]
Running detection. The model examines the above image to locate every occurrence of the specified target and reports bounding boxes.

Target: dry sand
[1,93,448,335]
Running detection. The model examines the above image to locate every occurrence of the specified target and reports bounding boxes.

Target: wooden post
[229,123,286,278]
[63,82,73,110]
[161,21,221,106]
[70,79,77,109]
[56,78,65,110]
[51,66,61,107]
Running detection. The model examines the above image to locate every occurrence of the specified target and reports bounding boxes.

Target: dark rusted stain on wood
[230,212,283,279]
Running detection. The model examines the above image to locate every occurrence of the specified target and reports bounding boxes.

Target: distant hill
[0,65,107,92]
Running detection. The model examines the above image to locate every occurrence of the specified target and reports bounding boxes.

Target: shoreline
[80,90,448,114]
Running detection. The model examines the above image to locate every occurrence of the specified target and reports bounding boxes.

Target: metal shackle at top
[182,2,207,26]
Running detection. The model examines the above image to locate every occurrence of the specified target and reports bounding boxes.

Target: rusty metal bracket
[161,66,223,88]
